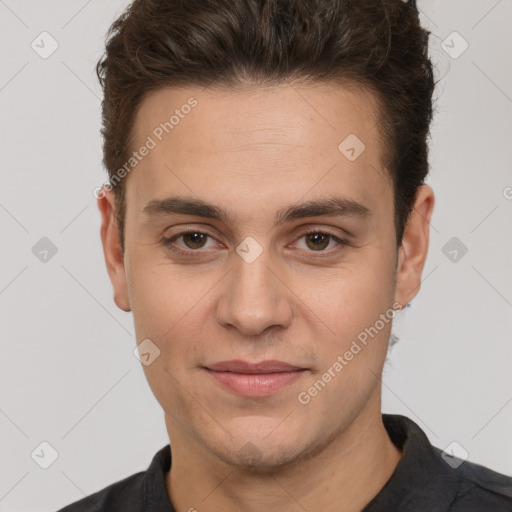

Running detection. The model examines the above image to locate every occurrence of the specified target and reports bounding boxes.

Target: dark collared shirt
[56,414,512,511]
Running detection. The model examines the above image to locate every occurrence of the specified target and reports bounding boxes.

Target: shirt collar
[143,442,174,511]
[363,414,460,511]
[142,414,460,511]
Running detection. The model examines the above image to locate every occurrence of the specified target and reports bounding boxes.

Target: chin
[206,429,312,472]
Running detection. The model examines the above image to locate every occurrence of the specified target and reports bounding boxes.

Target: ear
[394,184,435,308]
[97,187,131,312]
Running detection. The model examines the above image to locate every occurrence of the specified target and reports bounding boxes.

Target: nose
[216,245,293,336]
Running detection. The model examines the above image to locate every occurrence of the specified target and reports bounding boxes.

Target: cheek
[131,266,209,415]
[140,362,202,438]
[126,255,198,335]
[295,258,394,344]
[126,260,218,378]
[127,265,176,339]
[296,266,395,418]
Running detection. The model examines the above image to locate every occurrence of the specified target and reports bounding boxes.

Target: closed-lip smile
[204,360,308,397]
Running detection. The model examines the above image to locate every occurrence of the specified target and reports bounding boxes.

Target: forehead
[127,81,392,224]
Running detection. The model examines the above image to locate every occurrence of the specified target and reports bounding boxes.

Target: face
[99,81,434,470]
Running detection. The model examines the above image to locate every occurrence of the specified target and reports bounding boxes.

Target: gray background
[0,0,511,510]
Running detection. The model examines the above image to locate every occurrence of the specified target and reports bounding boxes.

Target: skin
[98,80,434,512]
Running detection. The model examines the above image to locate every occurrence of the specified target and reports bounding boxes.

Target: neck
[165,394,401,512]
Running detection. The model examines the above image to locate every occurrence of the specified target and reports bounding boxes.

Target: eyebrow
[141,195,371,225]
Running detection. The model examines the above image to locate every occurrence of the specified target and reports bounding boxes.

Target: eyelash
[160,229,348,259]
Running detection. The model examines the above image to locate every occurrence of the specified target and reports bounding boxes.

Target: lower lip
[205,369,307,397]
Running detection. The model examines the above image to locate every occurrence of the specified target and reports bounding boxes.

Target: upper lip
[205,360,305,374]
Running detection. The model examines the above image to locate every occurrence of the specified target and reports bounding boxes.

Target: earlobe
[394,185,435,307]
[97,187,131,312]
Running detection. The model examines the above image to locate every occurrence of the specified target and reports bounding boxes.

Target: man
[57,0,512,510]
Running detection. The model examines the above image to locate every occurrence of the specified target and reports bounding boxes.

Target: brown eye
[161,230,218,256]
[292,230,348,256]
[182,232,208,249]
[304,232,331,251]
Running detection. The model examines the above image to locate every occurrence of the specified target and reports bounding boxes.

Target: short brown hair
[96,0,436,253]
